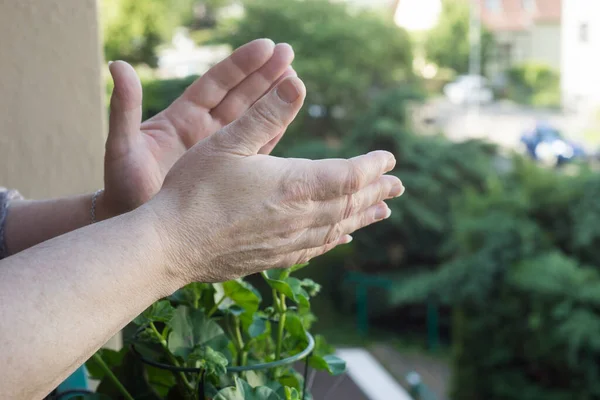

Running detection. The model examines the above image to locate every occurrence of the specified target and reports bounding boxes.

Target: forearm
[4,191,115,255]
[0,205,181,399]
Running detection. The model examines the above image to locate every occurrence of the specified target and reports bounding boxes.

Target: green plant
[85,264,345,399]
[425,0,495,74]
[506,62,561,108]
[215,0,414,145]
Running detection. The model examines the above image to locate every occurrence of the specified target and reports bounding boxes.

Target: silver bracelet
[90,189,104,224]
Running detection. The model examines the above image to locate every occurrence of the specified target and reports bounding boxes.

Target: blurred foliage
[391,158,600,399]
[425,0,494,74]
[506,62,561,108]
[215,0,414,148]
[101,0,196,66]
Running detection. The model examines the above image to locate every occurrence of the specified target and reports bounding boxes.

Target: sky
[394,0,442,31]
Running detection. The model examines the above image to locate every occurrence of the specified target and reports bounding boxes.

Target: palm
[104,40,295,213]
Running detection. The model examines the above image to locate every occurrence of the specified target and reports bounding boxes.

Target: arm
[0,76,402,399]
[0,205,178,399]
[4,39,295,256]
[3,191,115,255]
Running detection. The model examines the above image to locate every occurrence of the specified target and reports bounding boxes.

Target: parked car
[520,122,586,166]
[443,75,494,105]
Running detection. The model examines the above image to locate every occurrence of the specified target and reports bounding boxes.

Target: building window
[522,0,535,11]
[485,0,502,12]
[580,23,589,43]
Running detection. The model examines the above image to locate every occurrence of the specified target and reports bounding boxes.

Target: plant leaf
[287,263,310,274]
[214,377,283,400]
[167,306,227,359]
[263,273,309,307]
[134,300,175,326]
[284,314,308,342]
[249,315,267,338]
[86,348,126,380]
[300,278,321,297]
[285,386,301,400]
[188,345,228,375]
[223,280,262,314]
[309,354,346,376]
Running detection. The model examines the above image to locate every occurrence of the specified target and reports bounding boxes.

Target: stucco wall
[0,0,105,199]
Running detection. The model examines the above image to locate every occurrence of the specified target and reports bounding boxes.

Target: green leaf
[134,300,175,326]
[86,348,126,380]
[284,314,308,342]
[188,345,228,375]
[168,282,211,308]
[309,355,346,376]
[300,278,321,297]
[227,305,246,316]
[95,349,162,400]
[287,263,310,274]
[167,306,227,359]
[145,365,177,397]
[263,272,309,307]
[313,335,335,357]
[223,279,262,314]
[278,369,303,391]
[214,377,283,400]
[285,387,301,400]
[249,315,267,338]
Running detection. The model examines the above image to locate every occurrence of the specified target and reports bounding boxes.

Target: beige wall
[531,22,561,71]
[0,0,105,199]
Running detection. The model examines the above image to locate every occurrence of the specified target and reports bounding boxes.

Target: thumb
[216,76,306,155]
[106,61,143,158]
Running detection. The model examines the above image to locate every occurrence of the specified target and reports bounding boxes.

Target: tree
[216,0,414,146]
[424,0,494,74]
[101,0,195,66]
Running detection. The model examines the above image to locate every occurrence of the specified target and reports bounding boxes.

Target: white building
[561,0,600,112]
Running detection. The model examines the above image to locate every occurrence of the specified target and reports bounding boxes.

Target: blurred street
[415,98,596,152]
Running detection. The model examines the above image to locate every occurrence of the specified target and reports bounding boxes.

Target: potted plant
[72,264,345,400]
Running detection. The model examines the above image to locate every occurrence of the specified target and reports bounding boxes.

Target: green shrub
[393,160,600,399]
[506,62,561,108]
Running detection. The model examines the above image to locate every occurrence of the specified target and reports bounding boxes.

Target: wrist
[132,200,194,292]
[92,190,122,222]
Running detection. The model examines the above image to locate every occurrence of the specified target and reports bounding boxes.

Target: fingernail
[390,181,404,197]
[375,204,390,220]
[342,235,353,244]
[387,154,396,170]
[277,78,300,103]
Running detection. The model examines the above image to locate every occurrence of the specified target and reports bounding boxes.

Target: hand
[100,39,295,218]
[147,76,404,284]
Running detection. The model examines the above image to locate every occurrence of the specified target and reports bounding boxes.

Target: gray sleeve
[0,188,22,260]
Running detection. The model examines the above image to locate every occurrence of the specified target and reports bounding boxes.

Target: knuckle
[279,172,310,202]
[343,194,358,220]
[252,102,281,130]
[324,223,343,245]
[344,160,364,194]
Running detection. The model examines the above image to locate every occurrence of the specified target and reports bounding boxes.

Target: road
[413,98,595,151]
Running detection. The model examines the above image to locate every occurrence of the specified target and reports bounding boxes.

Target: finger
[178,38,276,109]
[107,61,143,159]
[214,76,306,155]
[211,43,295,126]
[285,234,354,266]
[293,151,396,201]
[301,202,391,249]
[312,175,403,226]
[258,66,299,155]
